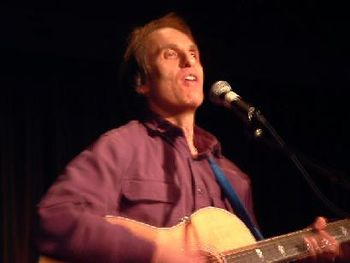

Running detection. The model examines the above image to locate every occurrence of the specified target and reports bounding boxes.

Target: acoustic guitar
[39,206,350,262]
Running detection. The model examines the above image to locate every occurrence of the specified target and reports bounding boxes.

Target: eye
[164,48,178,59]
[190,51,197,59]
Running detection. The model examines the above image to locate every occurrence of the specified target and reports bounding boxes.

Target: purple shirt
[36,116,256,262]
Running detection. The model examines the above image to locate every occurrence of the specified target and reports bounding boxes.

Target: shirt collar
[193,126,222,158]
[142,113,222,157]
[142,113,183,137]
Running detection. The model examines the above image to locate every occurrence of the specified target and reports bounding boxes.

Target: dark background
[1,1,350,262]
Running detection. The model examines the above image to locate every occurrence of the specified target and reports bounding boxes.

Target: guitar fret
[223,219,350,263]
[277,244,286,257]
[224,249,265,263]
[224,235,308,262]
[40,207,350,263]
[340,226,348,237]
[324,221,350,244]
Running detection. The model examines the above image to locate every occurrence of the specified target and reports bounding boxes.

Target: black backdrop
[1,1,350,262]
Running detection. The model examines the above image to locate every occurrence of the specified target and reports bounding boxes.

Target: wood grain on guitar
[39,206,350,263]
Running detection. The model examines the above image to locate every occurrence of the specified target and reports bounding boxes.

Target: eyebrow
[159,43,199,52]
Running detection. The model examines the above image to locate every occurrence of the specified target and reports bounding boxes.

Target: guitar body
[39,206,350,262]
[39,207,256,263]
[108,206,256,253]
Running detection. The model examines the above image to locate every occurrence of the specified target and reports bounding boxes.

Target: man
[36,13,347,262]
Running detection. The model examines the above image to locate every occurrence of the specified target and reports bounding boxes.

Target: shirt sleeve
[36,134,155,263]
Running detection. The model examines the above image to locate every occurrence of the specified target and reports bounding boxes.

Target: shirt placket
[187,157,212,210]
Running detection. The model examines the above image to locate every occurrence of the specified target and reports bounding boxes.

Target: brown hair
[118,12,196,119]
[124,12,194,87]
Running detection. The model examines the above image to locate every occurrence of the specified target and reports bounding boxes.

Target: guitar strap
[208,156,264,241]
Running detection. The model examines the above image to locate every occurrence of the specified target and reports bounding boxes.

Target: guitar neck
[38,207,349,263]
[222,218,350,263]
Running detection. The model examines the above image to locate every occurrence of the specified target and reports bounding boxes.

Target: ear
[136,85,150,96]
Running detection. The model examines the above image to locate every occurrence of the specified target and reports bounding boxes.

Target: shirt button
[196,188,203,194]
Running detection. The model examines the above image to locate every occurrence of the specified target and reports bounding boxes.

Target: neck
[163,112,198,156]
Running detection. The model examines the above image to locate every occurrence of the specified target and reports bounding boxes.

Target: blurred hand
[302,217,339,263]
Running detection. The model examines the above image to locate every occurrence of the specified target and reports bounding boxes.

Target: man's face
[140,27,204,116]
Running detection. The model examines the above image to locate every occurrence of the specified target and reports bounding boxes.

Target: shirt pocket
[122,179,178,203]
[119,179,180,226]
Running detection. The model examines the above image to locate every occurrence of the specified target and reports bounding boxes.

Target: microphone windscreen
[210,80,240,105]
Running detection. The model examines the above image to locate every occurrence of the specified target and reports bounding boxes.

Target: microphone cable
[253,113,350,218]
[210,80,350,218]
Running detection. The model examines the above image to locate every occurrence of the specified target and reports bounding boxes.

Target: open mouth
[184,74,197,81]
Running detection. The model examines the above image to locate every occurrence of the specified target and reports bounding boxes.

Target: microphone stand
[246,107,350,218]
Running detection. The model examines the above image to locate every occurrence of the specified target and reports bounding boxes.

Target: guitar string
[189,220,350,263]
[224,232,350,263]
[221,220,350,263]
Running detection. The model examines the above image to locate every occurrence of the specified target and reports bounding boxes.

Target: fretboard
[223,218,350,263]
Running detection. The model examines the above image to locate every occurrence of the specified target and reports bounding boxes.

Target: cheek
[156,60,178,78]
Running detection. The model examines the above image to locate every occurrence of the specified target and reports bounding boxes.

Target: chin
[187,100,203,110]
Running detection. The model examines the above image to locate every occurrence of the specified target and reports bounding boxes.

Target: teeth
[185,75,196,81]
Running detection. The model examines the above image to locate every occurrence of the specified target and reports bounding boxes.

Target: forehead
[145,27,197,52]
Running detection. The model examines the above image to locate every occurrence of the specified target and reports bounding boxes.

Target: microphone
[209,80,257,121]
[210,83,350,218]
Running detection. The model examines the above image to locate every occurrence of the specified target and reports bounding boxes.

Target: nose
[181,53,195,68]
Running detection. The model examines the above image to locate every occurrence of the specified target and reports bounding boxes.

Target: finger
[304,236,320,262]
[318,231,340,261]
[304,236,334,263]
[312,217,327,231]
[306,233,339,263]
